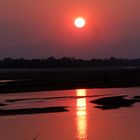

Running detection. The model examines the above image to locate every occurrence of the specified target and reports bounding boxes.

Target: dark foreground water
[0,88,140,140]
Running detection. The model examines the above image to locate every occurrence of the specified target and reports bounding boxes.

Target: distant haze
[0,0,140,58]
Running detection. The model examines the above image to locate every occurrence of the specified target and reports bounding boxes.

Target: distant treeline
[0,57,140,68]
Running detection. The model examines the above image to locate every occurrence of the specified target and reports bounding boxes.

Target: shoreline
[0,68,140,94]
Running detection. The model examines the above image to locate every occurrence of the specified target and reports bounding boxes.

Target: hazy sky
[0,0,140,58]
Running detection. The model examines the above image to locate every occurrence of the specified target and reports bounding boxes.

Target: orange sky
[0,0,140,58]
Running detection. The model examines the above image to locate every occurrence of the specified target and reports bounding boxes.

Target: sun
[74,17,86,28]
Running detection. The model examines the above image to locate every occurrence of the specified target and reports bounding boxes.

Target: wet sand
[0,106,68,116]
[90,95,140,110]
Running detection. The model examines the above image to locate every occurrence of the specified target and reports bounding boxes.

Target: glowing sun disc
[74,17,86,28]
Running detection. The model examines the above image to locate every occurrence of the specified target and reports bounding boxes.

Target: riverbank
[0,67,140,94]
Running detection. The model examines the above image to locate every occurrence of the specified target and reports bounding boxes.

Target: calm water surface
[0,88,140,140]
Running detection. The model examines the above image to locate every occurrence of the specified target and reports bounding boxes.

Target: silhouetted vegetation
[0,57,140,68]
[0,57,140,93]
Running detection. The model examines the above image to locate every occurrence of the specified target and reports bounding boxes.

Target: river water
[0,87,140,140]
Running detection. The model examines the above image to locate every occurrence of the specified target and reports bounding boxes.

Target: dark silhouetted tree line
[0,57,140,68]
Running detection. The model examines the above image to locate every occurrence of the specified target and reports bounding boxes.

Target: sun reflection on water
[76,89,87,140]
